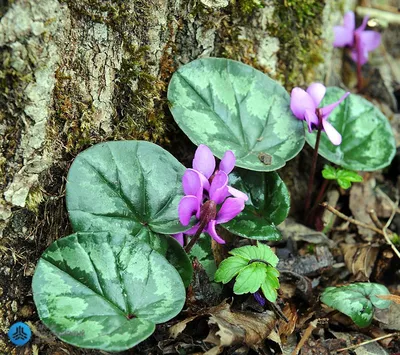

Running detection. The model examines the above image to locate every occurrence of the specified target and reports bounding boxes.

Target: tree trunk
[0,0,349,353]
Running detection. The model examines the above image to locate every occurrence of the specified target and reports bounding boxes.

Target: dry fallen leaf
[170,300,276,352]
[340,243,379,280]
[278,303,298,344]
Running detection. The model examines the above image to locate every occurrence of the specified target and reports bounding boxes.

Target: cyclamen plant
[334,11,381,91]
[31,56,396,352]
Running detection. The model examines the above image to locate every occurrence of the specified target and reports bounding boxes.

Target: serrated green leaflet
[322,165,363,190]
[66,141,193,285]
[306,87,396,171]
[214,243,279,302]
[32,232,186,352]
[168,58,305,172]
[321,283,391,328]
[223,170,289,240]
[322,165,337,180]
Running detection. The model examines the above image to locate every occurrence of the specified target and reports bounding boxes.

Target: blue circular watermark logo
[8,322,31,346]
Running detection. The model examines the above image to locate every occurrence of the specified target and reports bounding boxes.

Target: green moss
[268,0,325,87]
[233,0,263,16]
[26,187,43,214]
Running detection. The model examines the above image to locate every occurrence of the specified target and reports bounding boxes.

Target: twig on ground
[336,332,399,353]
[291,319,319,355]
[321,202,400,259]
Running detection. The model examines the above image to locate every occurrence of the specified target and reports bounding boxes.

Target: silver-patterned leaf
[168,58,305,172]
[32,232,186,352]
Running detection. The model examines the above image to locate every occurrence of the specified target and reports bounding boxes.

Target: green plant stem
[304,119,323,218]
[184,220,207,253]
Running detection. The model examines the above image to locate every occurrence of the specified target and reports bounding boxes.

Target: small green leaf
[336,169,363,183]
[233,263,265,294]
[214,256,249,284]
[321,283,391,328]
[214,243,280,302]
[306,87,396,171]
[223,170,289,240]
[168,58,305,172]
[230,243,279,266]
[322,165,337,180]
[32,232,186,352]
[337,178,351,189]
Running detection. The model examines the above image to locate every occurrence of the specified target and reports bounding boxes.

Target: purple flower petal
[209,171,229,204]
[304,109,319,133]
[227,186,248,201]
[198,172,210,191]
[172,233,184,246]
[192,144,216,179]
[320,92,350,119]
[290,88,316,120]
[359,30,381,52]
[356,15,369,32]
[216,197,245,224]
[322,120,342,145]
[178,195,200,225]
[343,11,355,31]
[182,169,203,201]
[333,26,354,47]
[184,223,200,235]
[351,48,369,66]
[219,150,236,174]
[205,220,226,244]
[254,292,266,307]
[306,83,326,107]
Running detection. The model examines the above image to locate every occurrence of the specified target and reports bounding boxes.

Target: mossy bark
[0,0,352,353]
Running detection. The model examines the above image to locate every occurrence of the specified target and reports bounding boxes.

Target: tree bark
[0,0,350,353]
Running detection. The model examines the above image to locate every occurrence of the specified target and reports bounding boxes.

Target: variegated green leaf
[189,234,218,281]
[66,141,193,285]
[32,232,186,352]
[306,87,396,171]
[224,170,289,240]
[321,283,391,328]
[168,58,305,172]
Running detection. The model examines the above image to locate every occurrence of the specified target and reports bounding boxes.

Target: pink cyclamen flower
[290,83,350,146]
[173,145,248,246]
[333,11,381,66]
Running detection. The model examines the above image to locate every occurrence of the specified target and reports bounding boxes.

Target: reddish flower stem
[304,114,323,219]
[184,219,207,253]
[355,33,363,92]
[306,179,330,226]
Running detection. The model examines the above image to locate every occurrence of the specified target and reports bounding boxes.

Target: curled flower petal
[320,92,350,119]
[359,30,381,52]
[216,197,245,224]
[356,15,369,33]
[333,26,354,47]
[178,195,200,225]
[193,144,215,179]
[205,220,225,244]
[343,11,355,31]
[209,171,229,204]
[306,83,326,107]
[322,120,342,145]
[227,186,248,201]
[182,169,203,201]
[172,233,184,246]
[219,150,236,174]
[184,223,201,235]
[290,88,316,120]
[304,109,319,133]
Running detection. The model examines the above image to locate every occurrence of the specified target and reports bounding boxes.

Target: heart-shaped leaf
[321,283,392,328]
[306,87,396,171]
[223,170,290,240]
[66,141,193,285]
[189,234,218,281]
[168,58,305,172]
[32,232,186,352]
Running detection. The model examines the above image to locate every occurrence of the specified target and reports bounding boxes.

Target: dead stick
[321,202,384,235]
[291,319,318,355]
[336,332,398,352]
[369,209,384,229]
[382,200,400,259]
